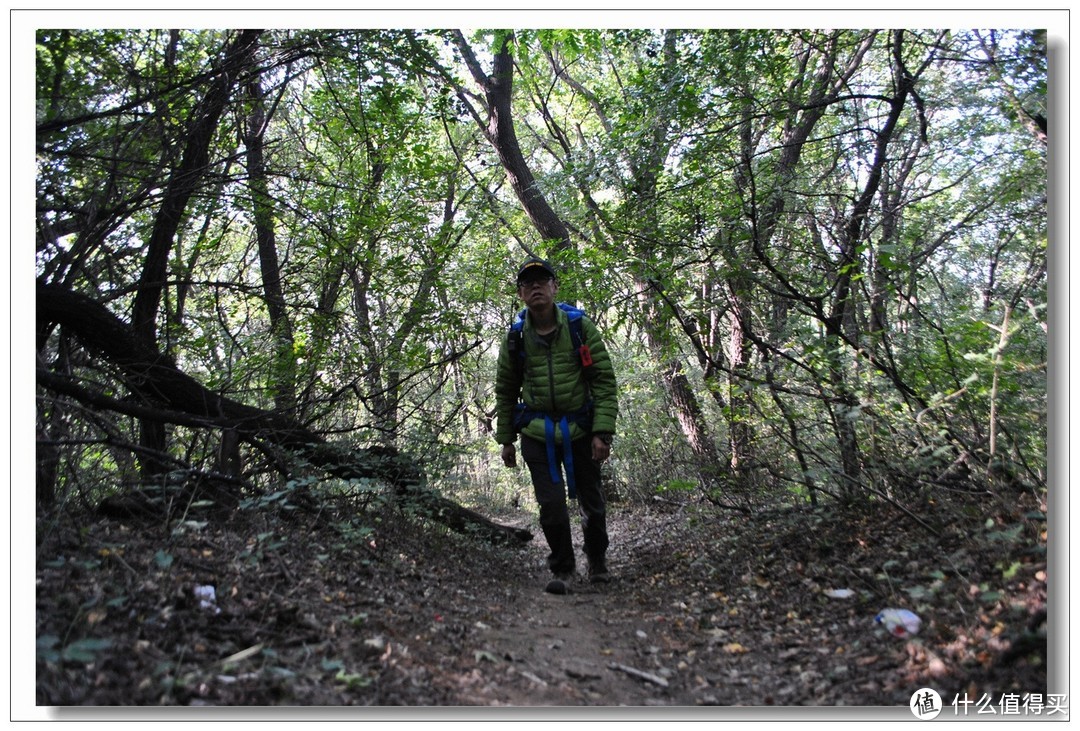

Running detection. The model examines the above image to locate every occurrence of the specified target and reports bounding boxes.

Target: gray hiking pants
[520,434,608,576]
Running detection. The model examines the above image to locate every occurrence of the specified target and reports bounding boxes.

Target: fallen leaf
[825,589,855,599]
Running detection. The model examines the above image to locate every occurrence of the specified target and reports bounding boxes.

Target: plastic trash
[194,584,221,615]
[875,608,921,637]
[825,588,856,599]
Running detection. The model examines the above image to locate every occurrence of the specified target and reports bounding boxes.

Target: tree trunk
[727,283,755,476]
[244,59,298,417]
[826,31,922,497]
[453,30,571,252]
[36,352,65,511]
[129,29,262,476]
[634,276,723,471]
[732,32,878,498]
[626,33,725,475]
[37,283,533,546]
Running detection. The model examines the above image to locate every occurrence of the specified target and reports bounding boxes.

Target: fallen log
[36,282,532,545]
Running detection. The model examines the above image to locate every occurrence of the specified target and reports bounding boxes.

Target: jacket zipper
[545,327,557,413]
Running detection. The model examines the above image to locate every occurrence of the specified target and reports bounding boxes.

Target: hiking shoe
[588,560,611,584]
[545,573,573,595]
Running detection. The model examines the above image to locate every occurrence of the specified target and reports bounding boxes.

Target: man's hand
[501,443,517,468]
[591,436,610,463]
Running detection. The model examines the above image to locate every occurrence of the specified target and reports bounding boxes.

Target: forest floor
[35,482,1050,718]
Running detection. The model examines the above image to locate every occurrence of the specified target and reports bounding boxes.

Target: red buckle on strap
[579,345,594,367]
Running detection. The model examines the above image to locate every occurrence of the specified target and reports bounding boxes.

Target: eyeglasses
[518,277,553,288]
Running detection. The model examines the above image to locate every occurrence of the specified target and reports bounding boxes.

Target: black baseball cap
[516,257,557,284]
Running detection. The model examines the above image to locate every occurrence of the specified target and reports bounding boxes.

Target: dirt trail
[35,496,1047,710]
[443,542,688,706]
[399,501,1047,709]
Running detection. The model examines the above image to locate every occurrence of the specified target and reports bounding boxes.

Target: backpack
[506,302,594,382]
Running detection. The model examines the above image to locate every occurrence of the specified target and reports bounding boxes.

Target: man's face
[517,274,557,310]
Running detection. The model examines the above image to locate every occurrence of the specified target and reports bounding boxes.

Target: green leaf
[656,478,697,494]
[985,524,1024,543]
[154,550,174,569]
[903,585,932,600]
[37,635,61,662]
[335,669,372,688]
[62,638,113,663]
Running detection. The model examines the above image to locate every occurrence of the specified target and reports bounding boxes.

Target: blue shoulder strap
[557,303,583,350]
[558,303,594,369]
[510,307,527,333]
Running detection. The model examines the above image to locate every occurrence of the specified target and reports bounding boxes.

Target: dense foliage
[36,28,1046,519]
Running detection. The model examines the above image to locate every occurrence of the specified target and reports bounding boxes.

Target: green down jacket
[494,304,617,446]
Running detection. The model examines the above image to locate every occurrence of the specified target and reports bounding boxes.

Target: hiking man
[494,257,618,594]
